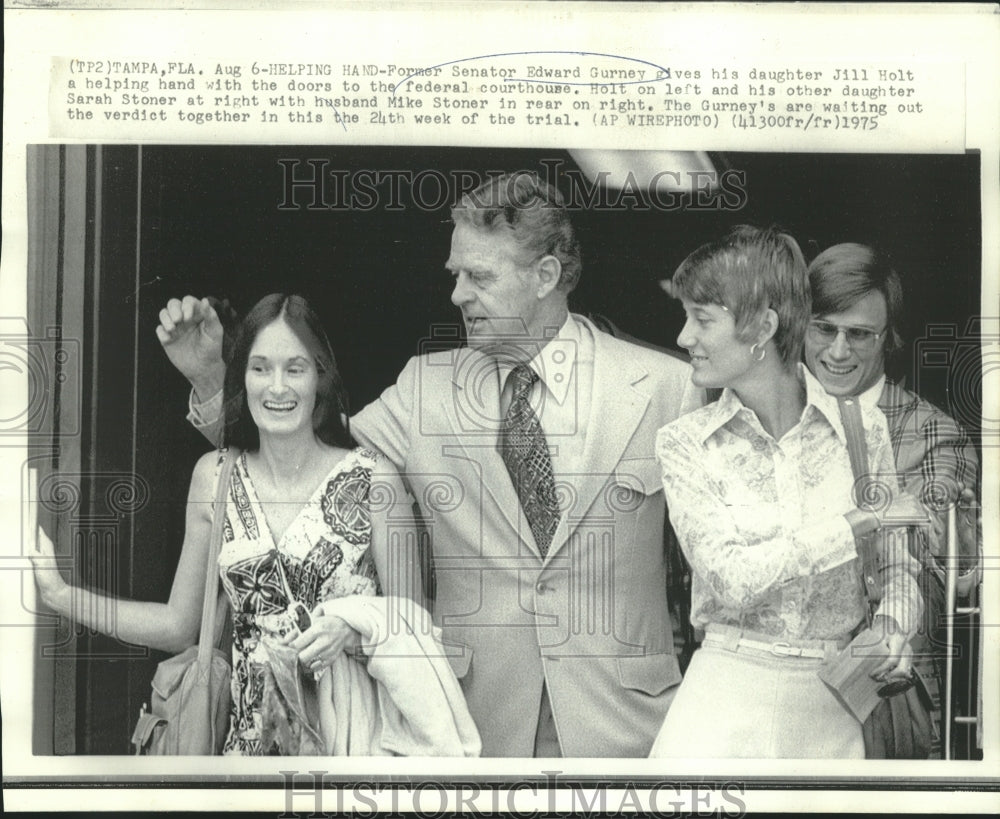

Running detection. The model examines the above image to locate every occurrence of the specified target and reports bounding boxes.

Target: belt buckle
[769,641,798,657]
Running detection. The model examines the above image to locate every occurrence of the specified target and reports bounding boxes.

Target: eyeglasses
[807,320,885,351]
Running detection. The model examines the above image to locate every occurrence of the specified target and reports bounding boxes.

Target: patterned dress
[216,447,382,756]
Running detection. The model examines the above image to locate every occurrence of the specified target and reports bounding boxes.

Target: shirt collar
[802,363,850,443]
[495,313,578,405]
[698,364,849,444]
[697,383,762,444]
[857,374,887,412]
[803,370,886,443]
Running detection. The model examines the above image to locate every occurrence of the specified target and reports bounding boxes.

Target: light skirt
[649,641,864,759]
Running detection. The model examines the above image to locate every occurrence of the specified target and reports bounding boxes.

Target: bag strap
[839,396,869,486]
[837,397,883,616]
[196,447,240,668]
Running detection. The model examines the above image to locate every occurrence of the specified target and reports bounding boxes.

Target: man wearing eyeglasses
[804,242,980,572]
[804,242,982,758]
[158,171,701,758]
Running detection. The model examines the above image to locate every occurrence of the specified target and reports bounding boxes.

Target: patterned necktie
[499,363,561,556]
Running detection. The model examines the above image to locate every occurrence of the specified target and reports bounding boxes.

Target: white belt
[702,631,829,659]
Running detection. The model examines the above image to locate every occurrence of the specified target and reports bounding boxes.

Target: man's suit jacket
[352,315,701,756]
[877,379,979,561]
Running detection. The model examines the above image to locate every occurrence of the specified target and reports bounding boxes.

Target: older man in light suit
[158,172,700,757]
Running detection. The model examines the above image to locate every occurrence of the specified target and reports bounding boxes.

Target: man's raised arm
[156,295,227,447]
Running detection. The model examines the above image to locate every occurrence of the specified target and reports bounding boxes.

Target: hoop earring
[750,342,767,362]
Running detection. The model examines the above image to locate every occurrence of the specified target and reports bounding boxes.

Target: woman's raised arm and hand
[156,295,227,404]
[29,452,220,654]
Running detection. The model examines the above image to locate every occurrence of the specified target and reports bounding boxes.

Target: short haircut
[807,242,904,361]
[671,225,810,365]
[223,293,354,451]
[451,171,582,292]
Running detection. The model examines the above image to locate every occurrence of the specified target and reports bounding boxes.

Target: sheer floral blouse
[656,365,921,642]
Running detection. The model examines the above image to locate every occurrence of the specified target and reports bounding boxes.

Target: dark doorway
[32,146,982,753]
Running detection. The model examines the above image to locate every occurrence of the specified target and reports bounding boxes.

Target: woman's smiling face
[245,317,319,437]
[676,300,755,389]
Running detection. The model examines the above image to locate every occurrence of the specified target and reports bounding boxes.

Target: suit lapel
[545,327,651,561]
[440,349,540,553]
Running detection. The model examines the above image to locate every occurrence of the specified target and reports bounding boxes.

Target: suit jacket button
[536,581,549,594]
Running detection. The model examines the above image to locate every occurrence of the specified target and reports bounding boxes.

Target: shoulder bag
[130,447,239,755]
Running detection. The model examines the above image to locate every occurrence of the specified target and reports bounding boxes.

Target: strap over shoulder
[197,447,241,662]
[837,398,883,615]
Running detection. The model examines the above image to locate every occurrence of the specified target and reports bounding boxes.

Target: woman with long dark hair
[32,294,425,755]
